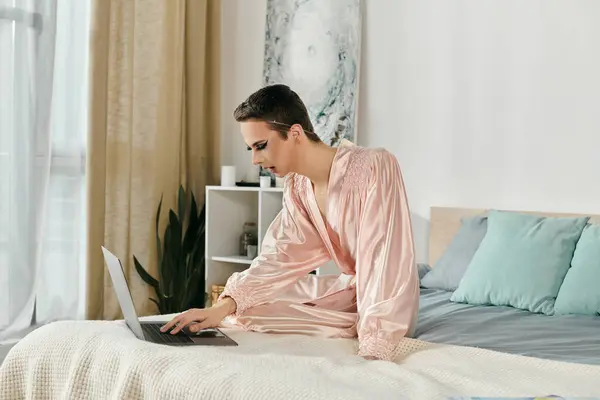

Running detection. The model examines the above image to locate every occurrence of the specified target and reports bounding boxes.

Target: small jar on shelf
[239,221,257,256]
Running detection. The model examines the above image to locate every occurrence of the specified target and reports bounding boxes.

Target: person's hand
[160,297,237,335]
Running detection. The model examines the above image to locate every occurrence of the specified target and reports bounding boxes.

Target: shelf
[206,185,283,193]
[204,183,285,306]
[211,255,255,264]
[260,187,284,192]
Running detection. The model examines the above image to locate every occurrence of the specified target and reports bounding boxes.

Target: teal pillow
[450,210,589,315]
[554,224,600,316]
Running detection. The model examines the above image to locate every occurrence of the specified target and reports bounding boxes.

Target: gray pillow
[420,214,488,291]
[417,263,432,283]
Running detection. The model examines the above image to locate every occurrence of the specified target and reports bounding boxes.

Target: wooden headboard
[428,206,600,267]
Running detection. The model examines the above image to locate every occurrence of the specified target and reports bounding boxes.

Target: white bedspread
[1,317,598,400]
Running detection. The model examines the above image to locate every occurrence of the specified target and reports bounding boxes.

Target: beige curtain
[86,0,221,320]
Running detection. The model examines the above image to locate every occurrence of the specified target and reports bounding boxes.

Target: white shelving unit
[204,185,284,305]
[204,184,340,306]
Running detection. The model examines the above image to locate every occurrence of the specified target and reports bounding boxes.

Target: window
[0,0,89,335]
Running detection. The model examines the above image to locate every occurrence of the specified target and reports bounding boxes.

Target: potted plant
[133,185,207,314]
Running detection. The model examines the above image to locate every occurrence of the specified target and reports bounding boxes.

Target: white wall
[220,0,267,181]
[221,0,600,263]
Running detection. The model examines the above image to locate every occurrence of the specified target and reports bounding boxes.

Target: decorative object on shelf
[259,165,276,186]
[260,175,271,188]
[220,165,236,187]
[247,244,258,259]
[211,284,226,305]
[239,222,258,256]
[262,0,362,148]
[235,181,260,187]
[133,185,207,314]
[275,177,284,188]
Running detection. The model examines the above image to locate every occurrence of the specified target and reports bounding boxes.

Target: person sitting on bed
[161,84,419,361]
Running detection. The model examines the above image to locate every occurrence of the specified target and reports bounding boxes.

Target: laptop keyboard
[141,323,194,344]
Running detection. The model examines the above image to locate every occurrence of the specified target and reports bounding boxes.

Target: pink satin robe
[219,144,419,361]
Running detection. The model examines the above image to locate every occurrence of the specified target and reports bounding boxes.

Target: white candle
[221,166,236,187]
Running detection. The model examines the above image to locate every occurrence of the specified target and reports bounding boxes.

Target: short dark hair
[233,84,321,143]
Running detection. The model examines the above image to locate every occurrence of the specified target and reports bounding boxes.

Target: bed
[1,207,599,399]
[415,207,600,367]
[416,288,600,366]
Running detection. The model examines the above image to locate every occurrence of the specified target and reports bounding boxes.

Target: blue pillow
[450,210,589,315]
[417,263,432,283]
[420,215,487,291]
[554,223,600,316]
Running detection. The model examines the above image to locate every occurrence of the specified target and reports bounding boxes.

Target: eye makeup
[256,141,268,150]
[247,141,268,151]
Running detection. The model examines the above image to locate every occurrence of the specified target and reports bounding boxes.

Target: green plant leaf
[133,255,159,291]
[142,188,207,314]
[177,185,186,232]
[186,227,201,275]
[183,274,197,309]
[182,192,199,259]
[162,222,173,298]
[185,260,205,308]
[155,195,163,264]
[168,209,183,307]
[149,298,161,313]
[168,279,176,311]
[184,219,206,309]
[184,199,203,280]
[155,195,164,296]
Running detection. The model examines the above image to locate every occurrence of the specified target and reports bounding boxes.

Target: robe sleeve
[355,150,420,361]
[219,176,330,315]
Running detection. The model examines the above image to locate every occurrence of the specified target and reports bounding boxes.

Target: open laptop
[101,246,237,347]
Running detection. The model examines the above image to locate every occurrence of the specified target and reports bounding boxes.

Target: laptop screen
[101,246,146,340]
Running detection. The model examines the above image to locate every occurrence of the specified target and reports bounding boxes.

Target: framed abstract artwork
[262,0,362,148]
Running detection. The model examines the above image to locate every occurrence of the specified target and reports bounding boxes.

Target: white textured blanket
[1,318,598,400]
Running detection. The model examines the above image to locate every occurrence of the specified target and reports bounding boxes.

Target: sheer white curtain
[0,0,90,342]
